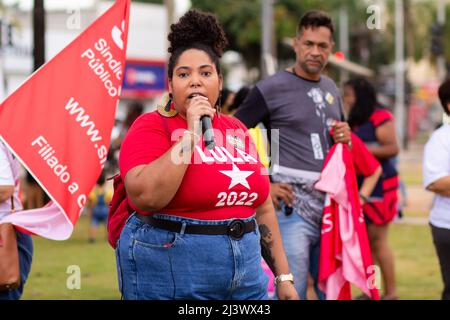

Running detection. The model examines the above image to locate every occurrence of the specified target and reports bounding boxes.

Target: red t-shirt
[350,133,380,177]
[119,111,270,220]
[369,108,394,128]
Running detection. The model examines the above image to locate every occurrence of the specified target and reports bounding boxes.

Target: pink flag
[315,143,380,300]
[0,0,131,240]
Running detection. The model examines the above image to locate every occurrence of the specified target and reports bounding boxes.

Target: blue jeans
[276,203,325,300]
[116,213,268,300]
[0,230,33,300]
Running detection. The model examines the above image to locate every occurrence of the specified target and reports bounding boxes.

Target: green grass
[22,214,120,300]
[21,214,443,300]
[389,223,441,299]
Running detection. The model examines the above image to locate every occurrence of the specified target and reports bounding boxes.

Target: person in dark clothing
[343,77,400,300]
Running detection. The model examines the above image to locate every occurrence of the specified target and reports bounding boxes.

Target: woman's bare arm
[368,120,400,160]
[124,133,198,212]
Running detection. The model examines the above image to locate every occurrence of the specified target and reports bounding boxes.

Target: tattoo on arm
[259,224,276,274]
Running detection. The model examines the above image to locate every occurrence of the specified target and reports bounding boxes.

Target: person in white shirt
[0,141,33,300]
[423,78,450,300]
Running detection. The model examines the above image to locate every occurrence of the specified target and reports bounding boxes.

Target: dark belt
[136,214,256,240]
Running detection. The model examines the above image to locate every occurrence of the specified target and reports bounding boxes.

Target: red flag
[0,0,130,240]
[315,143,380,300]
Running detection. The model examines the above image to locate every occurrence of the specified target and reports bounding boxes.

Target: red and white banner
[315,144,380,300]
[0,0,130,240]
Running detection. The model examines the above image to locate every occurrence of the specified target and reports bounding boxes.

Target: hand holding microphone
[186,94,216,149]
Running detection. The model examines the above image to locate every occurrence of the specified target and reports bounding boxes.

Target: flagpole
[437,0,446,81]
[261,0,276,77]
[394,0,405,149]
[28,0,48,209]
[0,14,7,103]
[33,0,45,71]
[0,28,5,102]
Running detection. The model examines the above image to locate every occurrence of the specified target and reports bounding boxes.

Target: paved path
[394,216,428,225]
[396,141,432,226]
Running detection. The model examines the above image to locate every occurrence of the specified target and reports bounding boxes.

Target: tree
[135,0,448,73]
[190,0,368,68]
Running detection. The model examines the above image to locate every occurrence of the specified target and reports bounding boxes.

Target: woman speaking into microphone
[114,10,298,300]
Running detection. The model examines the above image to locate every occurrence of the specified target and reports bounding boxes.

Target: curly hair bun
[168,10,228,57]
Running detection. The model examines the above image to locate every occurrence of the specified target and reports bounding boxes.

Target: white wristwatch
[274,273,294,286]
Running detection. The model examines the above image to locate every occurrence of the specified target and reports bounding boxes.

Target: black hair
[220,88,232,109]
[297,10,334,37]
[167,10,228,80]
[438,78,450,115]
[345,77,378,128]
[228,86,250,113]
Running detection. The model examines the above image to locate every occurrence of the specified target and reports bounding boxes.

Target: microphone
[201,115,215,150]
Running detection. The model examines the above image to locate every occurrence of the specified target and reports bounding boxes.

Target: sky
[2,0,99,10]
[1,0,191,15]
